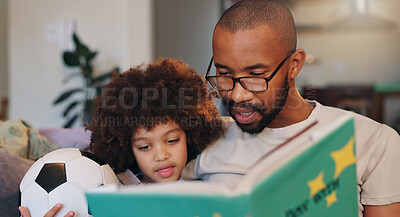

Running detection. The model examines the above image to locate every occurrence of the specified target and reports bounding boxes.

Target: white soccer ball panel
[20,158,45,192]
[49,182,88,217]
[101,164,119,185]
[20,182,49,217]
[42,148,82,163]
[66,156,103,190]
[20,148,118,217]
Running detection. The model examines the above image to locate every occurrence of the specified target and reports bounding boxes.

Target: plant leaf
[90,67,119,86]
[62,101,80,117]
[73,33,91,58]
[63,113,80,128]
[87,51,97,62]
[76,43,91,58]
[63,52,80,66]
[53,88,82,105]
[82,65,93,78]
[72,33,82,47]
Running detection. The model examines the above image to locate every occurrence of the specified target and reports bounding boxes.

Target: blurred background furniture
[302,84,400,134]
[302,85,375,118]
[0,97,8,121]
[373,83,400,123]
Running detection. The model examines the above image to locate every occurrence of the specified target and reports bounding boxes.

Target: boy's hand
[19,203,75,217]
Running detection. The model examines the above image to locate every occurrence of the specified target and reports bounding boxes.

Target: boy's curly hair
[87,58,225,174]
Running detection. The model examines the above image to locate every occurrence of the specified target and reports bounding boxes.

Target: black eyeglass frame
[205,49,296,92]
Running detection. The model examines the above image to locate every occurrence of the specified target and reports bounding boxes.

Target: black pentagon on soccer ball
[35,163,67,193]
[80,150,106,166]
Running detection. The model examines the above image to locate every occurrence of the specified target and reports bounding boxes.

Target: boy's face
[131,120,187,183]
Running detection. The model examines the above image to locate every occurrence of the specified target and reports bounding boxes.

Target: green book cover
[86,115,357,217]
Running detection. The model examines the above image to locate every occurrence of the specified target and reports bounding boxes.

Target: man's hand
[364,203,400,217]
[19,203,75,217]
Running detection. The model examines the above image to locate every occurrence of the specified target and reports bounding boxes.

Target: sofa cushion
[0,119,59,160]
[38,127,91,151]
[0,149,34,217]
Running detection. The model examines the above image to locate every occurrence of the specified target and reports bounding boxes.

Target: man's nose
[228,81,254,103]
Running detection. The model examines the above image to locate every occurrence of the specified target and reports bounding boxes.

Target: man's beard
[222,77,289,134]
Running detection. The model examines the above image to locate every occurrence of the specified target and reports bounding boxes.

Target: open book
[86,114,358,217]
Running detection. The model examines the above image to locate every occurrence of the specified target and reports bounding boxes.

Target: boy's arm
[116,169,143,185]
[363,203,400,217]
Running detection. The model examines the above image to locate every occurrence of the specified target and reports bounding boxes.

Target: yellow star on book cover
[212,213,222,217]
[307,172,326,197]
[330,137,356,179]
[326,191,338,207]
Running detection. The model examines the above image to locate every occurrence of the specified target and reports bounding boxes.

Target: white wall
[0,0,7,99]
[153,0,223,113]
[154,0,221,74]
[292,0,400,87]
[9,0,153,128]
[128,0,154,68]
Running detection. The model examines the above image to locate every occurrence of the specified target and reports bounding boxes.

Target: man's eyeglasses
[205,50,296,92]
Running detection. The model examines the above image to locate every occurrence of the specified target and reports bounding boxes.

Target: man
[183,0,400,216]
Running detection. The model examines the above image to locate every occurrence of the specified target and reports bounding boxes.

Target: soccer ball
[20,148,119,217]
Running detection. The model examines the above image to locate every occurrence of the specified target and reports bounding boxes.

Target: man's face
[212,25,291,133]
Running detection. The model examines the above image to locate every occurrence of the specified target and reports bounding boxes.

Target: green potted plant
[54,33,119,128]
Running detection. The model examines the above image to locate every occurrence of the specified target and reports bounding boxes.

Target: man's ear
[288,49,306,80]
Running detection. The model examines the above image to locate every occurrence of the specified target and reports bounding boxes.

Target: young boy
[88,58,225,184]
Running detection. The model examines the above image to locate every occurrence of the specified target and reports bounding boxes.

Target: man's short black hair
[216,0,297,53]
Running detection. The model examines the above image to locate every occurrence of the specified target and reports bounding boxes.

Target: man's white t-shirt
[183,101,400,216]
